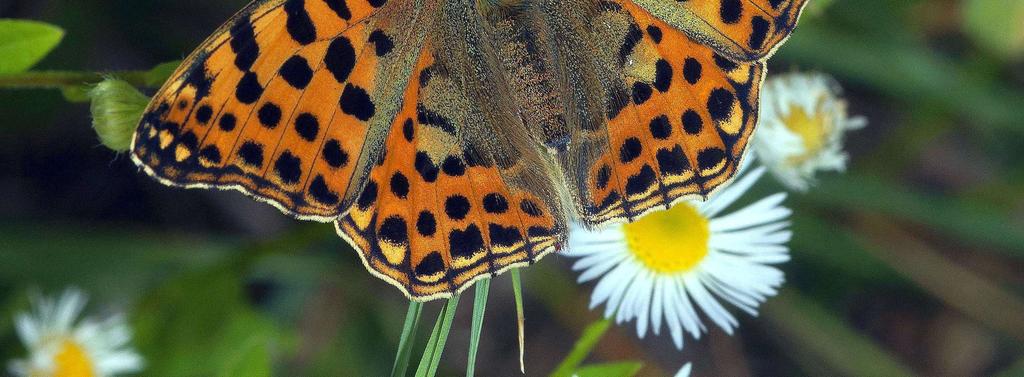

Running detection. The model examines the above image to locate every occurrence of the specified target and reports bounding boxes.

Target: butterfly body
[131,0,807,300]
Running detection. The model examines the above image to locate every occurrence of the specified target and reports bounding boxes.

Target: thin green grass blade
[467,279,491,377]
[414,306,445,377]
[427,294,460,376]
[414,294,460,377]
[391,301,424,377]
[550,319,612,377]
[511,269,526,373]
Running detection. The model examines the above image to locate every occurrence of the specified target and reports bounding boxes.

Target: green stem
[391,301,424,377]
[549,319,613,377]
[0,70,151,89]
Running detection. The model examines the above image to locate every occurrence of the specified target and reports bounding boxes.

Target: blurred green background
[1,0,1023,376]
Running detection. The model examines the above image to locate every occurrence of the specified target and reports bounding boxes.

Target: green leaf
[415,295,460,377]
[550,319,613,377]
[467,279,491,377]
[0,19,64,73]
[573,362,644,377]
[391,301,424,377]
[218,339,272,377]
[60,85,91,103]
[145,60,183,87]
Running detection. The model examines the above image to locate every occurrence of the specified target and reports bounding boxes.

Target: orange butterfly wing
[630,0,808,61]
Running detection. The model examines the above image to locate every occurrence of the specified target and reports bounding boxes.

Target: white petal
[590,261,637,312]
[671,276,705,338]
[633,272,655,338]
[713,228,792,251]
[651,278,665,336]
[674,363,693,377]
[54,289,86,332]
[14,315,39,346]
[617,271,646,324]
[701,167,767,217]
[661,276,685,349]
[575,252,629,283]
[94,351,145,374]
[709,193,790,232]
[603,263,641,318]
[700,270,758,315]
[684,274,738,334]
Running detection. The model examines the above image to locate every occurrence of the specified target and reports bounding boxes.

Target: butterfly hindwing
[337,24,566,300]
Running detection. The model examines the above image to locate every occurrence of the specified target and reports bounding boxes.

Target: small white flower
[753,72,866,191]
[674,362,693,377]
[8,288,144,377]
[564,166,791,349]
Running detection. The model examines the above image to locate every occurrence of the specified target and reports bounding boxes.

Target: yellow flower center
[53,339,96,377]
[782,100,831,164]
[622,202,710,274]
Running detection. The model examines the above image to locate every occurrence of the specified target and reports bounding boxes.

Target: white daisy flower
[752,72,866,191]
[564,166,791,349]
[8,288,144,377]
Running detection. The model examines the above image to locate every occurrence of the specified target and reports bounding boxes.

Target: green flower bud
[89,78,149,152]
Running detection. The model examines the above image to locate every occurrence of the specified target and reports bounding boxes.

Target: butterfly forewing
[130,0,806,301]
[630,0,809,62]
[132,0,410,220]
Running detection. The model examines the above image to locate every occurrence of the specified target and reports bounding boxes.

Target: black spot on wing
[488,224,522,247]
[284,0,317,45]
[415,252,445,277]
[230,17,259,71]
[279,55,314,89]
[449,225,484,259]
[416,104,457,135]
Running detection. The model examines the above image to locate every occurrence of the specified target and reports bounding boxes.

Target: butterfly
[130,0,807,301]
